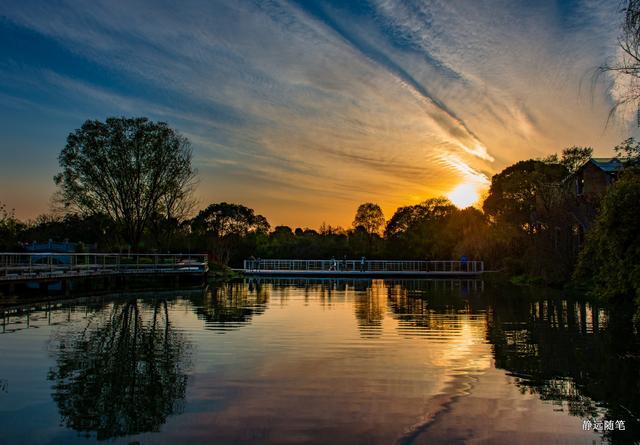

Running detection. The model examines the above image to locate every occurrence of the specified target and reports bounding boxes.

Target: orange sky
[0,1,637,228]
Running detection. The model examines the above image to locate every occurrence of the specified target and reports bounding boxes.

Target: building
[24,239,77,267]
[568,158,626,248]
[573,158,625,201]
[24,239,77,254]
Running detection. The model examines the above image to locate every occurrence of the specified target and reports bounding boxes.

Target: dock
[0,253,209,284]
[242,259,483,277]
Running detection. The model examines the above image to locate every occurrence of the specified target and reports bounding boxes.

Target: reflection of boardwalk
[0,253,208,284]
[0,288,205,334]
[243,259,483,277]
[247,277,484,293]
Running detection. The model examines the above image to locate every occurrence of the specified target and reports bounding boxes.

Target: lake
[0,279,638,444]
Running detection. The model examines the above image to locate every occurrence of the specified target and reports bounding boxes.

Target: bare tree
[54,117,197,248]
[599,1,640,122]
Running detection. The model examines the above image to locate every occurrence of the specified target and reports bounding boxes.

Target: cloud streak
[0,0,634,226]
[284,0,494,161]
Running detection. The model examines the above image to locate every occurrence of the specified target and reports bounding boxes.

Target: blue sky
[0,0,635,227]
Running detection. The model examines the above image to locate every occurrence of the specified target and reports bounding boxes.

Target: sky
[0,0,637,228]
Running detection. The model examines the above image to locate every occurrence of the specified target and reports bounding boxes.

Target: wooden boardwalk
[242,259,483,277]
[0,253,208,284]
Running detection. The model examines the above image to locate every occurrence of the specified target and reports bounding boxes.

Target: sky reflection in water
[0,279,638,444]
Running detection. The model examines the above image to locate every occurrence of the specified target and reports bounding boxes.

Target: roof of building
[25,240,77,253]
[587,157,625,173]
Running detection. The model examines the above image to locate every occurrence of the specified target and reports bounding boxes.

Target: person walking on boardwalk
[360,256,366,272]
[330,257,337,271]
[460,255,468,272]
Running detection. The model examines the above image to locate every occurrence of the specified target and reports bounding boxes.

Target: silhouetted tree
[614,137,640,166]
[272,225,295,238]
[54,117,196,249]
[483,160,568,231]
[21,213,115,249]
[483,160,575,281]
[191,202,270,265]
[352,203,385,236]
[385,198,454,238]
[560,146,593,173]
[262,226,296,257]
[351,203,385,256]
[385,198,457,259]
[0,202,23,250]
[447,207,492,259]
[575,169,640,305]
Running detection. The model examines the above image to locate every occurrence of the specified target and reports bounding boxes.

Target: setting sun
[447,183,479,209]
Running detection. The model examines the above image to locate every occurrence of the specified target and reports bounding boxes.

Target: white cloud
[0,0,634,224]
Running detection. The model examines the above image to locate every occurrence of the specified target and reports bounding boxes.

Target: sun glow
[447,183,479,209]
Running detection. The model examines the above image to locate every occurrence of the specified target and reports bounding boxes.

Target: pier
[0,253,209,284]
[242,259,483,277]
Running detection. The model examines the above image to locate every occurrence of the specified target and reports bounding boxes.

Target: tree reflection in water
[386,280,480,332]
[381,280,640,443]
[47,298,191,440]
[190,283,269,331]
[487,296,640,444]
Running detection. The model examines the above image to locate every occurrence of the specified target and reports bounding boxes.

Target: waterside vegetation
[1,123,640,312]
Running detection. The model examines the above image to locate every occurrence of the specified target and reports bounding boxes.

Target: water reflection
[47,298,191,440]
[487,295,640,444]
[385,280,482,337]
[0,280,638,444]
[189,283,269,332]
[354,283,386,338]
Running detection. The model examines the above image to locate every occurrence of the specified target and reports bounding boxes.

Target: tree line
[1,117,639,306]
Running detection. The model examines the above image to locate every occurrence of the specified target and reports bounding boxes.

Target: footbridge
[0,253,208,284]
[242,259,483,277]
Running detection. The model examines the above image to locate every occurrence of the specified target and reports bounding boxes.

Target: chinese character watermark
[582,418,625,431]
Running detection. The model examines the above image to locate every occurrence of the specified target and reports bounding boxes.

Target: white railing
[0,253,209,281]
[243,259,483,274]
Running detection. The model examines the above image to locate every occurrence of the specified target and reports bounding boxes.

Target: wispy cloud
[0,0,633,225]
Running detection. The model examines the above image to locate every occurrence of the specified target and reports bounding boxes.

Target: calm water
[0,279,638,445]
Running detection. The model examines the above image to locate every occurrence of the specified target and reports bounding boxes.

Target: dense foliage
[483,159,580,283]
[3,115,639,307]
[1,146,630,288]
[575,170,640,303]
[191,202,270,265]
[0,203,23,250]
[352,203,385,235]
